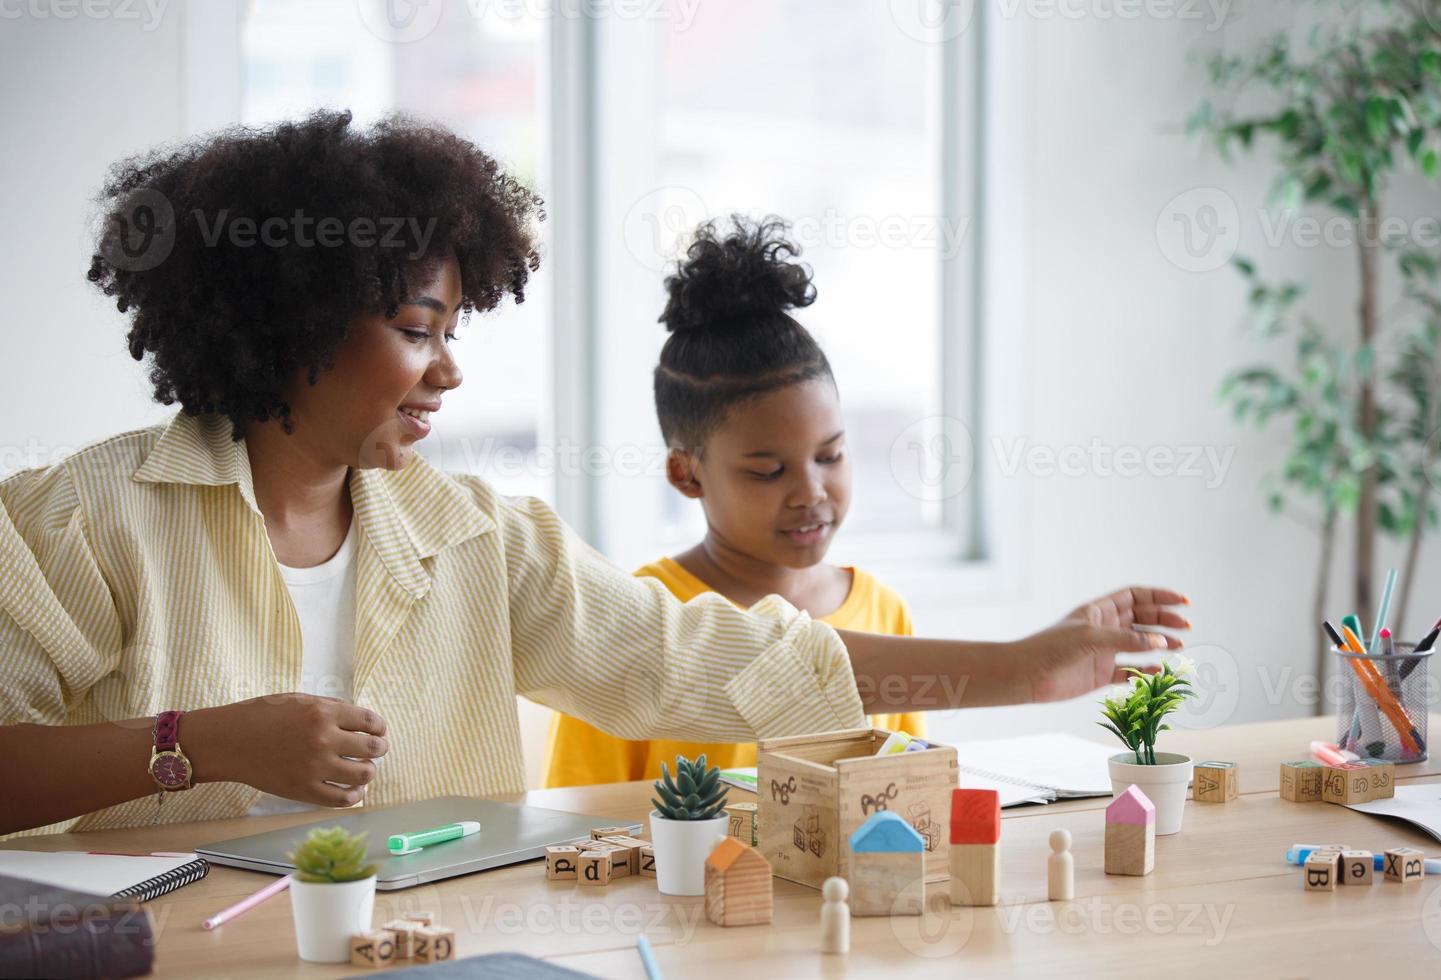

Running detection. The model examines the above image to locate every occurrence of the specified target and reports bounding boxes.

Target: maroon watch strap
[154,710,183,751]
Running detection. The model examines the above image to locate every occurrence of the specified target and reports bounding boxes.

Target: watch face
[151,751,191,789]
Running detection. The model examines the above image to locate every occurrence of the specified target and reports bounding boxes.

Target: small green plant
[287,826,377,884]
[651,754,729,820]
[1098,660,1196,766]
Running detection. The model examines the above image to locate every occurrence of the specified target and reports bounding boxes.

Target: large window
[242,0,552,499]
[235,0,979,568]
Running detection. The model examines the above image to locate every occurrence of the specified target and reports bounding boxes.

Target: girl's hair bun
[659,215,816,334]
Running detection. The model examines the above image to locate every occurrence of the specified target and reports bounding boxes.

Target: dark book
[0,873,154,979]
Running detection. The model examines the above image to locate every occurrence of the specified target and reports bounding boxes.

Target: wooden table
[7,716,1441,977]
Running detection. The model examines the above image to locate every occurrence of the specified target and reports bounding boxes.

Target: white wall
[3,1,1436,785]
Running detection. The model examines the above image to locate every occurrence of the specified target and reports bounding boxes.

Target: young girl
[541,217,919,786]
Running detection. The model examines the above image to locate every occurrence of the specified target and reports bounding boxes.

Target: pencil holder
[1332,643,1432,763]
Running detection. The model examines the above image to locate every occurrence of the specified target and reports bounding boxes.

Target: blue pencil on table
[636,934,664,980]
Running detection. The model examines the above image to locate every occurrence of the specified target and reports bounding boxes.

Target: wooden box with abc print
[756,728,958,890]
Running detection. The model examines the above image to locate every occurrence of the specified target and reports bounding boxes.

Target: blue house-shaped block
[849,810,925,853]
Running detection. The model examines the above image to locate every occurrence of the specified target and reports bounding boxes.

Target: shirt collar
[132,411,496,566]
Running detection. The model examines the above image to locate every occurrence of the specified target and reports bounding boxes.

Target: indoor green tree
[1194,0,1441,685]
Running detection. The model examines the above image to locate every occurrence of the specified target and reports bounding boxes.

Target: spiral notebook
[0,850,210,902]
[951,733,1118,807]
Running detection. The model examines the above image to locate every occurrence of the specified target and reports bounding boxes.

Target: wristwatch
[148,710,193,793]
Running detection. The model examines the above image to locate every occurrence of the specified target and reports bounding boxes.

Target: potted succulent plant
[648,754,730,896]
[287,826,379,963]
[1098,658,1196,835]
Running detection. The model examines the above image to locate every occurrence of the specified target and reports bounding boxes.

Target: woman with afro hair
[0,110,1188,837]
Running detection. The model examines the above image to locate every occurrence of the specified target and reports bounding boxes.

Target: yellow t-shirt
[542,556,925,787]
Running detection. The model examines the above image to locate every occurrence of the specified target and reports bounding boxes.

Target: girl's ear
[665,448,704,499]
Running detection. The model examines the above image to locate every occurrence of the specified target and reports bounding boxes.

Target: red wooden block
[949,788,1000,845]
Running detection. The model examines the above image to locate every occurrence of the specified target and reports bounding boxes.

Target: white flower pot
[289,876,377,963]
[1108,752,1193,836]
[648,812,729,896]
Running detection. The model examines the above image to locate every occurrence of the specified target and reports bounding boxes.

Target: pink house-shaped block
[1106,785,1155,826]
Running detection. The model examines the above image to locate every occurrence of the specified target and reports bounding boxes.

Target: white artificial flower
[1170,653,1197,677]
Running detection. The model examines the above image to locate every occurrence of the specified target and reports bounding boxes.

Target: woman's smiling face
[284,254,465,470]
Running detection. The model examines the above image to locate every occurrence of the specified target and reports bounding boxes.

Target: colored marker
[1369,568,1398,656]
[202,874,291,930]
[388,820,480,856]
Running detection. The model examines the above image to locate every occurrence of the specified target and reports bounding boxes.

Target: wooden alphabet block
[1193,761,1237,803]
[591,826,631,840]
[1361,761,1395,800]
[1384,847,1426,883]
[1322,763,1373,804]
[546,845,581,880]
[725,802,759,846]
[578,849,613,885]
[382,920,419,958]
[588,842,631,877]
[1279,761,1322,802]
[404,911,436,926]
[1304,852,1338,891]
[1340,850,1374,885]
[597,835,649,874]
[349,930,396,968]
[414,926,456,963]
[638,845,656,877]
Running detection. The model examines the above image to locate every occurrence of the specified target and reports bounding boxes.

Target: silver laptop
[195,796,641,890]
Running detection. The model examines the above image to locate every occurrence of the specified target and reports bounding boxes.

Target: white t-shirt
[246,520,359,817]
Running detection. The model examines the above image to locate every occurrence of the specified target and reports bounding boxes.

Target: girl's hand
[1061,586,1191,645]
[1023,586,1191,702]
[189,694,389,807]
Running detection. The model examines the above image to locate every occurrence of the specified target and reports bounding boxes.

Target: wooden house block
[381,920,418,958]
[1361,761,1395,800]
[414,926,456,963]
[578,850,613,886]
[1384,847,1426,883]
[1340,850,1374,885]
[848,811,925,916]
[349,930,396,968]
[725,802,759,846]
[1304,852,1338,891]
[1104,785,1155,876]
[591,826,631,840]
[545,845,581,880]
[638,845,656,877]
[1279,761,1322,802]
[757,728,958,890]
[1321,763,1375,804]
[1193,761,1237,803]
[948,788,1001,905]
[704,837,773,927]
[404,911,435,926]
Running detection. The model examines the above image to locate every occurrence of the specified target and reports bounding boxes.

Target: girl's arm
[841,586,1189,714]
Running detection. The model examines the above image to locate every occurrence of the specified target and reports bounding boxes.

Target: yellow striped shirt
[0,412,865,839]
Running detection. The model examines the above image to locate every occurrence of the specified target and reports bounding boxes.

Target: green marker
[388,820,480,856]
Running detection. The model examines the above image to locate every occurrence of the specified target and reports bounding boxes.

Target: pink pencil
[201,874,291,930]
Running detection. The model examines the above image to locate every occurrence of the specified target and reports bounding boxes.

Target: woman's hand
[1023,586,1191,703]
[189,694,389,807]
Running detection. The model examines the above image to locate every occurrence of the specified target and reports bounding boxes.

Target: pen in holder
[1332,643,1432,763]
